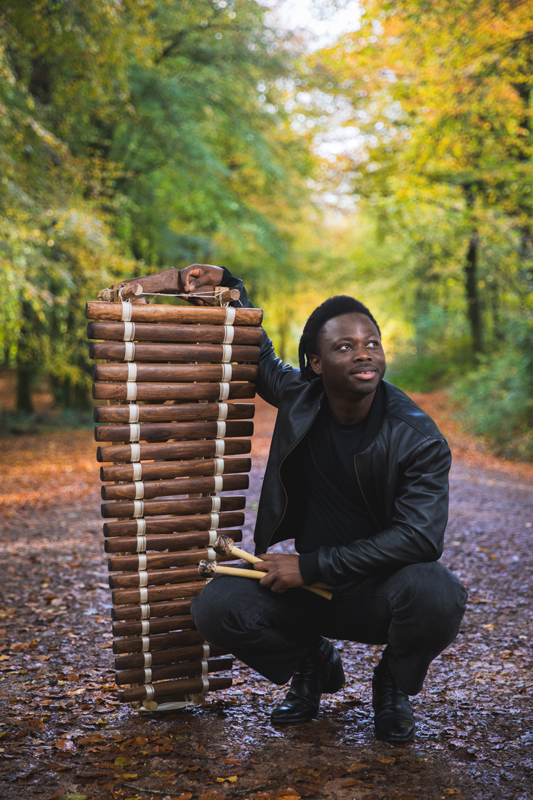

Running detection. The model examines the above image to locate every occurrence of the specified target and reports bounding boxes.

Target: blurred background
[1,0,532,459]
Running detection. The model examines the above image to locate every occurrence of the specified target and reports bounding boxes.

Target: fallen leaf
[444,791,462,796]
[115,756,133,766]
[215,776,238,783]
[198,793,225,800]
[345,763,368,772]
[0,655,9,661]
[377,757,396,764]
[55,739,75,751]
[59,795,88,800]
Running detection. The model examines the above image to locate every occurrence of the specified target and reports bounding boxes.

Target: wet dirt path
[0,394,532,800]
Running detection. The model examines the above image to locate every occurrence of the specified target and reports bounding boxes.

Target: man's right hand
[180,264,224,296]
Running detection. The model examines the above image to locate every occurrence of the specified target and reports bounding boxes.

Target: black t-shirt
[289,383,386,584]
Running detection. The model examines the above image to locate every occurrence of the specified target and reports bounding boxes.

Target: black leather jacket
[223,270,452,587]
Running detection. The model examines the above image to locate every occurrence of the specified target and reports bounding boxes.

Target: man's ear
[308,353,322,376]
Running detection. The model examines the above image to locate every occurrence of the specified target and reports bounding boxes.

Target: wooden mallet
[199,538,332,601]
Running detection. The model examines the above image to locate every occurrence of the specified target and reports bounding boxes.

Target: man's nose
[353,346,371,360]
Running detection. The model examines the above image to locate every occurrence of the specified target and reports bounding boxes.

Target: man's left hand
[254,554,305,593]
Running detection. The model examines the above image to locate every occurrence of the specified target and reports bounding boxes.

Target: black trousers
[191,561,467,696]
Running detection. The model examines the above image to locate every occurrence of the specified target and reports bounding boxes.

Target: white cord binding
[136,536,147,553]
[130,443,141,462]
[136,518,146,535]
[133,462,143,481]
[223,325,234,345]
[133,500,144,518]
[138,571,148,587]
[218,382,230,401]
[217,402,228,421]
[214,457,224,475]
[215,439,225,457]
[207,547,216,561]
[121,302,133,322]
[138,554,147,570]
[216,420,226,439]
[143,652,152,667]
[126,382,137,402]
[139,587,148,603]
[129,404,140,423]
[210,512,220,528]
[201,675,210,692]
[134,481,144,500]
[208,529,217,545]
[213,475,223,493]
[211,495,221,513]
[144,667,152,683]
[141,636,150,652]
[130,424,141,442]
[127,362,137,382]
[124,341,135,361]
[222,345,232,363]
[202,643,211,658]
[145,685,155,700]
[140,603,150,619]
[141,620,150,635]
[201,659,209,674]
[123,321,135,341]
[225,307,236,325]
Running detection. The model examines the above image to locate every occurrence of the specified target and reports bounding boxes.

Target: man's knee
[395,562,467,636]
[191,578,231,646]
[190,574,260,647]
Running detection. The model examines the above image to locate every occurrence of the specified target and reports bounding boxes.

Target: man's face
[308,312,386,400]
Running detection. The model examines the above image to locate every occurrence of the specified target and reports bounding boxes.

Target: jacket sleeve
[221,267,302,408]
[315,437,452,585]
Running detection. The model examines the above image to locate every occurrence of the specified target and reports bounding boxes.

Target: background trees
[1,0,532,456]
[313,0,533,455]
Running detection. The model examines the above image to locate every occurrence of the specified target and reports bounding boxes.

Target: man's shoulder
[382,381,445,441]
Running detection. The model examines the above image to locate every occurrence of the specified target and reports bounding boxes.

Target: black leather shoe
[270,638,345,725]
[372,657,415,743]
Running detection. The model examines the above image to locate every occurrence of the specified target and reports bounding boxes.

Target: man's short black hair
[298,295,381,382]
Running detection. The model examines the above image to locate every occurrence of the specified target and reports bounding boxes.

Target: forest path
[0,393,532,800]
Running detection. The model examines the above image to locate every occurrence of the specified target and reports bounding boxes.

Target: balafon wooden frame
[87,275,263,711]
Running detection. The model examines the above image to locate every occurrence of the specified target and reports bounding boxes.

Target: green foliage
[0,0,319,410]
[452,322,533,460]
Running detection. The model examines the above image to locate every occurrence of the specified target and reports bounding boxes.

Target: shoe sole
[374,724,415,743]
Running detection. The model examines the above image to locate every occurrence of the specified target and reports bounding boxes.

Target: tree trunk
[16,363,34,413]
[465,233,483,355]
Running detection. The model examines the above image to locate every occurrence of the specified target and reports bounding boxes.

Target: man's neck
[325,388,377,424]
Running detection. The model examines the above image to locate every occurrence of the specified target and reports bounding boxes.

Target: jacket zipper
[266,401,323,549]
[354,456,382,532]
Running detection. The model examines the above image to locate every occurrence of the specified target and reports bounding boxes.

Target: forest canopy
[1,0,532,457]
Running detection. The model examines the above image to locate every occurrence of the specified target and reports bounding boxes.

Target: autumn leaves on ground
[0,394,532,800]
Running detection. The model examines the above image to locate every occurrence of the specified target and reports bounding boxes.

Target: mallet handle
[229,546,333,599]
[214,564,332,601]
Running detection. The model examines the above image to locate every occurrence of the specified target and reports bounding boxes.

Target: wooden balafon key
[87,273,263,711]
